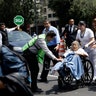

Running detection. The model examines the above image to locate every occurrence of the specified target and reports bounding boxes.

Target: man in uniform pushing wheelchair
[51,41,93,88]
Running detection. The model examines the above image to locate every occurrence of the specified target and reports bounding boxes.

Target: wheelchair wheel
[63,72,74,85]
[58,65,74,85]
[82,59,94,85]
[58,76,64,89]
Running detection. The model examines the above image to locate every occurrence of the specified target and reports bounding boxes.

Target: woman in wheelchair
[51,40,88,81]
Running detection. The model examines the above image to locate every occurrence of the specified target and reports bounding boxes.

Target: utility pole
[34,0,38,34]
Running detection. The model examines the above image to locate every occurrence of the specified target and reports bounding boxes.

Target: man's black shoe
[38,79,48,83]
[32,88,43,93]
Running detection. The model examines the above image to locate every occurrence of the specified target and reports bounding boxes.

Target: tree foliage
[48,0,96,27]
[48,0,73,27]
[69,0,96,26]
[0,0,34,28]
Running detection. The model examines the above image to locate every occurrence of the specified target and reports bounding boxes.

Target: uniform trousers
[40,45,58,80]
[23,50,39,91]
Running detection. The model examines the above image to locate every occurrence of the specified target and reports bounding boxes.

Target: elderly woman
[51,40,88,80]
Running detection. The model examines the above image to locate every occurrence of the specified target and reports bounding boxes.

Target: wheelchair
[57,56,94,89]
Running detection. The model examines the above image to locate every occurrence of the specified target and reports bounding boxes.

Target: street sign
[14,15,24,26]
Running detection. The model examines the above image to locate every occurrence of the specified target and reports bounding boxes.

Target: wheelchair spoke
[83,59,94,84]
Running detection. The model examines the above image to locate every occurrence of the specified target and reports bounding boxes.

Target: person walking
[61,19,78,48]
[0,22,18,72]
[0,45,33,96]
[22,31,62,93]
[0,22,17,46]
[0,23,33,95]
[91,18,96,37]
[90,18,96,81]
[76,21,96,80]
[0,26,33,96]
[38,20,60,83]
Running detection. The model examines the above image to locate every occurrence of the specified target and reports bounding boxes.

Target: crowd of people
[33,18,96,93]
[1,17,96,95]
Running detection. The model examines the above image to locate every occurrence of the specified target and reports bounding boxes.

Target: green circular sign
[14,15,24,25]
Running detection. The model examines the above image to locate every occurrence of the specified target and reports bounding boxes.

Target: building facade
[32,0,59,34]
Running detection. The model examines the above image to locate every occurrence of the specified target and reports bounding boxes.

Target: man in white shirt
[0,23,17,77]
[0,22,17,47]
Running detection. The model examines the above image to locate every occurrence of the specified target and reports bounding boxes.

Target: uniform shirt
[42,26,60,46]
[76,28,94,47]
[29,38,56,60]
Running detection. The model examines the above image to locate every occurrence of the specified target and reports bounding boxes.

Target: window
[53,13,56,17]
[48,14,52,18]
[44,16,47,19]
[44,8,47,13]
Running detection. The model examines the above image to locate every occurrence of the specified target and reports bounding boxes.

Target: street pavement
[33,64,96,96]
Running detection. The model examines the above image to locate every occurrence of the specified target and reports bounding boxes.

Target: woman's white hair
[71,40,80,48]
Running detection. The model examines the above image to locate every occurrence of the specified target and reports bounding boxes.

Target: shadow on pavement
[45,84,79,95]
[88,82,96,92]
[34,82,96,95]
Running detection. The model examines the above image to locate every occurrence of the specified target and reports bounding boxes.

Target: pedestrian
[0,45,33,96]
[0,23,33,95]
[22,30,62,93]
[0,22,17,46]
[0,22,17,72]
[61,19,78,48]
[76,20,96,80]
[91,18,96,37]
[38,20,60,83]
[90,18,96,81]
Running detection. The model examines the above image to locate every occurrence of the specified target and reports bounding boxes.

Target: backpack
[0,45,33,96]
[1,45,30,77]
[0,73,33,96]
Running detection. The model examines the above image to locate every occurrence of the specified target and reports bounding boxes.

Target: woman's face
[78,24,86,31]
[71,43,79,51]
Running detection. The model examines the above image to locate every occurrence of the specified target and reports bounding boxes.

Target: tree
[48,0,96,28]
[69,0,96,27]
[48,0,73,28]
[0,0,34,31]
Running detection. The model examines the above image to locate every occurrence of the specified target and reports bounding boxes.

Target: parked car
[8,31,32,53]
